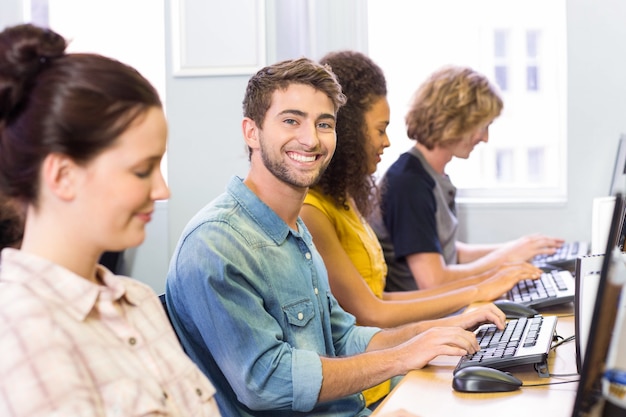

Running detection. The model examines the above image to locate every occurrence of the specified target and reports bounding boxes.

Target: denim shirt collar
[227,176,312,246]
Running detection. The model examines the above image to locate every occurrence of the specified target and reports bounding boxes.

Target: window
[496,149,515,182]
[495,65,509,92]
[526,30,541,91]
[527,147,545,183]
[368,0,567,202]
[493,30,510,92]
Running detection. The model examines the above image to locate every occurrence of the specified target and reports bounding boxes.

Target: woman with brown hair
[0,23,220,416]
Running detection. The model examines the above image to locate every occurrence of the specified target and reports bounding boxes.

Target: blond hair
[405,66,503,149]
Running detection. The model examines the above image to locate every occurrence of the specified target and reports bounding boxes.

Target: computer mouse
[493,299,539,319]
[452,366,523,393]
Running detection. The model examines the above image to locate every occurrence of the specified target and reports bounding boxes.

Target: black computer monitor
[609,135,626,196]
[572,193,626,416]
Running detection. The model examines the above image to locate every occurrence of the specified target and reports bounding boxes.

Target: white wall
[0,0,22,28]
[163,0,368,255]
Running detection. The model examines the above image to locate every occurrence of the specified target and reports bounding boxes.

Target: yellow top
[304,188,390,406]
[304,188,387,297]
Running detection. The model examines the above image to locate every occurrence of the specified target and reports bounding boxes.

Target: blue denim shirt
[166,177,379,417]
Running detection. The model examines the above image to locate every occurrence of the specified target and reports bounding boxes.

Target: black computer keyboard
[455,315,556,373]
[531,241,588,270]
[508,270,568,304]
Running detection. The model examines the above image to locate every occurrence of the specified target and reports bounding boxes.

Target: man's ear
[41,153,78,201]
[242,117,260,151]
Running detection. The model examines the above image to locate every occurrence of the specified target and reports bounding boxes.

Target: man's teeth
[289,153,316,162]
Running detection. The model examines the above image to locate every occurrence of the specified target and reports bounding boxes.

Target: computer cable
[525,333,578,380]
[522,378,580,387]
[551,334,576,350]
[524,334,579,384]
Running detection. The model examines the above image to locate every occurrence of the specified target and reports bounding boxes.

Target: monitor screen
[572,193,626,416]
[609,135,626,196]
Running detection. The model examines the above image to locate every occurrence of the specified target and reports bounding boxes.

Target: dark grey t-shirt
[372,147,458,291]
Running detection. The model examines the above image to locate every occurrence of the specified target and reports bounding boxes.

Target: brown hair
[314,51,387,217]
[405,66,503,150]
[0,196,24,249]
[242,57,346,159]
[0,24,162,205]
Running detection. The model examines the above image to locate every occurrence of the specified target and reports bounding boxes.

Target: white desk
[372,306,579,417]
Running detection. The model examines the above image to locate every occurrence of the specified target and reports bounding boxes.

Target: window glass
[527,30,539,58]
[528,147,545,183]
[494,30,508,58]
[495,65,509,91]
[527,65,539,91]
[496,148,515,182]
[368,0,567,202]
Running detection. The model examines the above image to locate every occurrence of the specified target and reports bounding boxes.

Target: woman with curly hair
[373,66,563,292]
[300,50,542,408]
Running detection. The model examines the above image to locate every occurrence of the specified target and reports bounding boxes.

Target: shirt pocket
[166,366,219,416]
[100,378,169,416]
[283,299,314,327]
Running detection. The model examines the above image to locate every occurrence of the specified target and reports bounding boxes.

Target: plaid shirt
[0,248,221,417]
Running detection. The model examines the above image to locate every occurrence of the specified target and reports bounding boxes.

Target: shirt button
[297,312,304,320]
[196,388,202,396]
[305,252,312,260]
[128,337,137,346]
[314,288,319,295]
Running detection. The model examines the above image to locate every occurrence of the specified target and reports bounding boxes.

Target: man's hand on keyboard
[430,302,506,331]
[474,262,543,301]
[495,233,565,263]
[394,326,480,369]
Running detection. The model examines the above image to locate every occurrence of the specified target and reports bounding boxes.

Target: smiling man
[165,58,505,417]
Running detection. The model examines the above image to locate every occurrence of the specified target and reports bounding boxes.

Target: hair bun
[0,24,67,120]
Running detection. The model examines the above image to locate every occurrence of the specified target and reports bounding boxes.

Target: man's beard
[258,133,331,188]
[260,148,329,188]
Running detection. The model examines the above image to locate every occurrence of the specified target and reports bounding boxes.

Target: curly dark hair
[315,51,387,217]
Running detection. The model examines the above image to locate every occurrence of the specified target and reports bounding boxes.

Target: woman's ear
[41,153,78,201]
[242,117,260,151]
